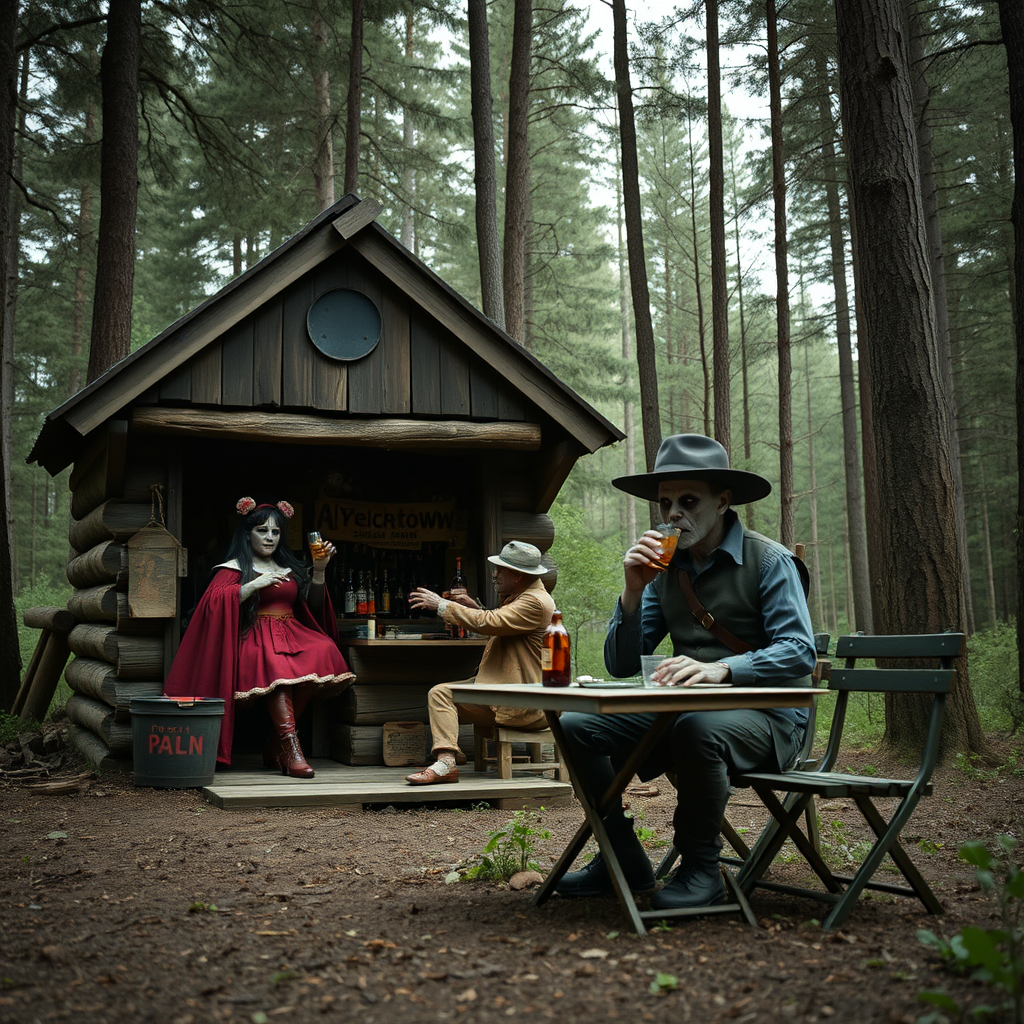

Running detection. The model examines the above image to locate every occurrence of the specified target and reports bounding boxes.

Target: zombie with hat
[555,434,816,910]
[404,541,556,786]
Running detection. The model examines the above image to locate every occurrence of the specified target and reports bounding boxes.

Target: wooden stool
[474,725,566,781]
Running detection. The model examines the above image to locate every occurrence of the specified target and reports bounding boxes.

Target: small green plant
[271,970,295,986]
[460,809,551,883]
[649,919,673,933]
[954,751,1004,784]
[187,901,219,913]
[0,710,28,746]
[649,972,678,995]
[816,818,873,868]
[918,835,1023,1024]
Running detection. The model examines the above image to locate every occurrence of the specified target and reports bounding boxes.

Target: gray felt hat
[487,541,548,576]
[612,434,772,505]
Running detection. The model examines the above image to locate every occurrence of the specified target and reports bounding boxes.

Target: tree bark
[767,0,793,547]
[612,0,661,479]
[502,0,531,344]
[706,0,730,452]
[344,0,364,195]
[835,0,985,758]
[87,0,140,385]
[401,9,416,250]
[814,49,872,632]
[907,3,973,632]
[685,105,710,436]
[312,0,335,212]
[469,0,505,330]
[996,0,1024,694]
[615,135,637,545]
[0,0,21,709]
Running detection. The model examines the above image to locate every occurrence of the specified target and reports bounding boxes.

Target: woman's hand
[312,540,335,568]
[650,655,730,687]
[240,568,291,602]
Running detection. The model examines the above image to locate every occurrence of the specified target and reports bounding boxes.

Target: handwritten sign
[314,499,467,550]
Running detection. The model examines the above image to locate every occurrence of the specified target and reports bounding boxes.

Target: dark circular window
[306,289,382,361]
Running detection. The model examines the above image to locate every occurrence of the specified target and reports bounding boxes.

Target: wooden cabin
[28,195,623,770]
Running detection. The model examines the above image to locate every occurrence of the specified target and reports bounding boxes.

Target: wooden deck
[202,757,574,810]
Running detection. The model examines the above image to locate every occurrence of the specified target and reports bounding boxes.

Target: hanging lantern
[127,486,187,618]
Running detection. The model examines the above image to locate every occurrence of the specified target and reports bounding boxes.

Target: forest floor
[1,726,1022,1024]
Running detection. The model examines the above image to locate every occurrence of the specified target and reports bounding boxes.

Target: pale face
[249,515,281,561]
[657,479,730,562]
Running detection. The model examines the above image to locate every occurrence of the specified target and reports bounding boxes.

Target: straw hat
[487,541,548,576]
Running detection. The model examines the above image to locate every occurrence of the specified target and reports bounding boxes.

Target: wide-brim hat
[487,540,548,575]
[612,434,772,505]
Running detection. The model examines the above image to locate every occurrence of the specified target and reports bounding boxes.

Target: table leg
[536,711,675,935]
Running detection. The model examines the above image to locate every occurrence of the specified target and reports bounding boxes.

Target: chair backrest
[790,632,831,771]
[817,632,966,779]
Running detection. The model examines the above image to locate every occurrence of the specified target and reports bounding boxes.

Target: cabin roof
[29,195,623,476]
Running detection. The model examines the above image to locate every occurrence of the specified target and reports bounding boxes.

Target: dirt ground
[1,729,1021,1024]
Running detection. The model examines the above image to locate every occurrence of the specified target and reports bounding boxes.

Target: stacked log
[63,443,170,768]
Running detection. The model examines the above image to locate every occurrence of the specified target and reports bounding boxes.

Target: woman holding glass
[164,497,354,778]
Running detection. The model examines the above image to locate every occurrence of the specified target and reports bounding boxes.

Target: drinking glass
[651,523,681,571]
[308,531,326,559]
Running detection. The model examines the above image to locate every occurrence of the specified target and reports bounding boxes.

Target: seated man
[556,434,816,910]
[405,540,555,786]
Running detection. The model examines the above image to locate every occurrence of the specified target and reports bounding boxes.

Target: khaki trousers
[427,678,548,756]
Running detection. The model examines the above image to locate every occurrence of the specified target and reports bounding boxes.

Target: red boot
[266,688,314,779]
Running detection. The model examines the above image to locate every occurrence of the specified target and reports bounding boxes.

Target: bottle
[343,569,357,617]
[448,557,466,638]
[356,572,368,616]
[393,574,406,618]
[381,568,392,615]
[367,568,376,616]
[541,610,571,687]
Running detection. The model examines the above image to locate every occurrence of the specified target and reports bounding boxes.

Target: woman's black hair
[228,507,310,638]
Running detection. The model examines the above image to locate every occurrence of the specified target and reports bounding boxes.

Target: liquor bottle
[380,568,392,615]
[393,574,406,619]
[448,557,466,638]
[343,569,357,617]
[541,610,571,687]
[356,572,368,616]
[367,569,376,616]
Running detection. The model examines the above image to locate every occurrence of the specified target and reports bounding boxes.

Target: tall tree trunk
[468,0,505,329]
[706,0,730,451]
[612,0,661,478]
[728,140,752,527]
[996,0,1024,693]
[87,0,140,385]
[615,135,638,545]
[401,8,415,249]
[977,457,998,630]
[835,0,984,758]
[767,0,793,546]
[907,3,974,633]
[814,50,872,632]
[344,0,364,195]
[804,342,824,625]
[502,0,531,343]
[0,0,21,709]
[685,106,710,436]
[312,0,335,212]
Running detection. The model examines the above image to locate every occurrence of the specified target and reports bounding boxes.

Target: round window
[306,289,382,361]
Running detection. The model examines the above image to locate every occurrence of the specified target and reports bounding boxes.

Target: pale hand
[252,568,291,590]
[650,655,730,687]
[448,587,477,608]
[623,531,669,593]
[312,540,335,568]
[409,587,441,612]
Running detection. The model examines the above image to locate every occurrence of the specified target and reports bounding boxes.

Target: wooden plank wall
[151,249,532,422]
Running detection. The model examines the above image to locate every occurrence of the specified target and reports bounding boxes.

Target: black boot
[556,816,655,897]
[650,862,726,909]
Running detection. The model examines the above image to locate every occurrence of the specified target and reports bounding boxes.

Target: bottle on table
[448,557,466,638]
[381,568,391,615]
[356,572,368,616]
[541,609,571,687]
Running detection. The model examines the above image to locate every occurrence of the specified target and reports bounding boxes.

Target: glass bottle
[343,568,357,617]
[367,568,376,616]
[448,557,467,638]
[541,610,571,687]
[381,567,391,615]
[356,571,368,617]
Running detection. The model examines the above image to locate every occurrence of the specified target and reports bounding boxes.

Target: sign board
[313,498,467,550]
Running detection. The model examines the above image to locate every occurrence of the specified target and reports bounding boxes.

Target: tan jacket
[442,578,556,724]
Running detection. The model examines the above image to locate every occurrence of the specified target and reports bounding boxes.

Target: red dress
[164,567,355,764]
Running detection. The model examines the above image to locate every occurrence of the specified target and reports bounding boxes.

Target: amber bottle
[541,610,571,687]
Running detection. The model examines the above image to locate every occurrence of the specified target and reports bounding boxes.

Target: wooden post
[15,607,76,724]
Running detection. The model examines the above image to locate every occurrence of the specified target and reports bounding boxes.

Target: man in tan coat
[405,541,555,786]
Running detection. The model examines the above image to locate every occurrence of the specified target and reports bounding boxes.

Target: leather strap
[677,570,754,654]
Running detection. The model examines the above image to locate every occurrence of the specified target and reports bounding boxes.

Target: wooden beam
[332,199,384,239]
[131,408,543,449]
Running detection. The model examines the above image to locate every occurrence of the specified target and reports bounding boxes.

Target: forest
[1,0,1021,754]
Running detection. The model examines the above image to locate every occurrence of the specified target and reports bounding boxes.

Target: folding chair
[733,631,966,932]
[654,632,831,877]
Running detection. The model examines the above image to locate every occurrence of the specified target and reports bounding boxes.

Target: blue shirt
[605,514,817,724]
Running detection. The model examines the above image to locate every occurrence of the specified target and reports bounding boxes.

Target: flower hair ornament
[235,497,295,519]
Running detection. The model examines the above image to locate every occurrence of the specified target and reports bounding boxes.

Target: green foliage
[458,809,551,884]
[918,836,1024,1024]
[968,624,1023,736]
[0,711,25,745]
[648,972,679,995]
